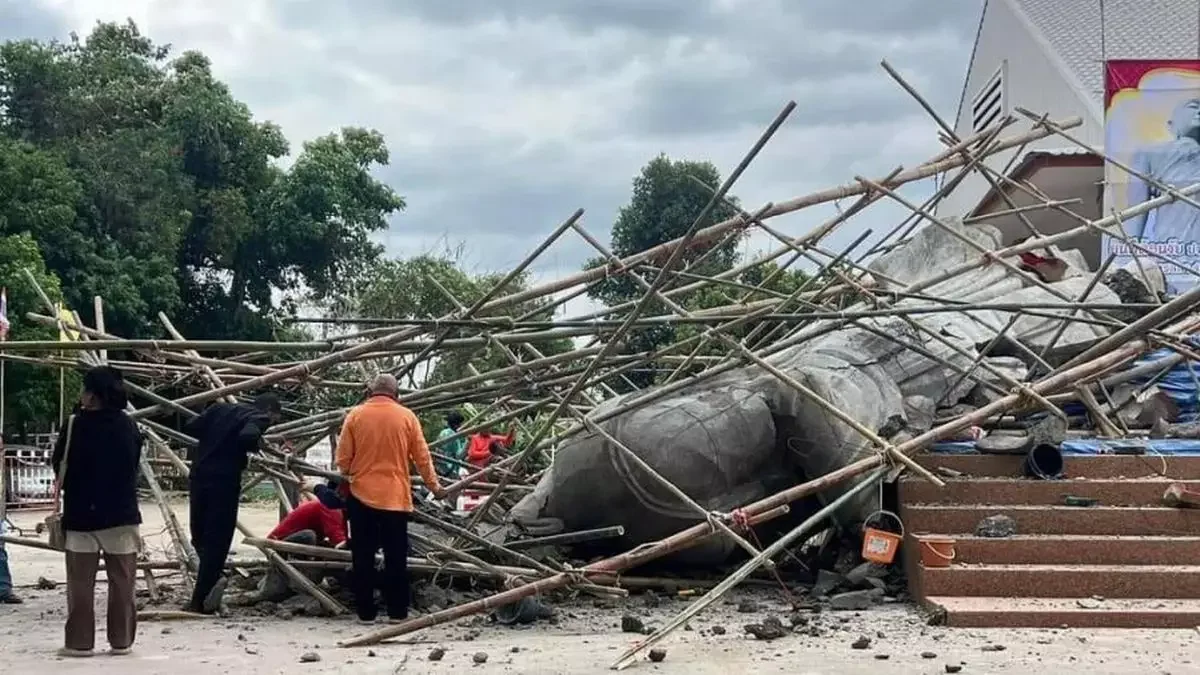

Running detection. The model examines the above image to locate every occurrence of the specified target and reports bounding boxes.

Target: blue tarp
[929,337,1200,456]
[1128,335,1200,422]
[931,438,1200,456]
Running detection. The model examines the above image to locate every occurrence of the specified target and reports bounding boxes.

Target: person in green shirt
[435,410,467,477]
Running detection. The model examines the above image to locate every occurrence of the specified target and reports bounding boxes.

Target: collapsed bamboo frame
[0,64,1197,669]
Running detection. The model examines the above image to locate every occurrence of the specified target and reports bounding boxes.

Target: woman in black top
[51,366,143,658]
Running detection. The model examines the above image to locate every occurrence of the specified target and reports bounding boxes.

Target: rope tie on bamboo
[704,511,723,534]
[1011,384,1037,409]
[558,563,591,588]
[729,508,751,531]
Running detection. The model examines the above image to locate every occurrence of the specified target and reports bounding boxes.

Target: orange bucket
[860,510,904,565]
[918,536,956,568]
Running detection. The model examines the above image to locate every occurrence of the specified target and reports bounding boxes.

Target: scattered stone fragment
[829,589,884,611]
[299,652,321,663]
[428,648,446,662]
[875,654,890,660]
[974,514,1018,538]
[36,577,57,590]
[788,613,810,628]
[244,647,259,656]
[922,651,938,659]
[621,615,645,634]
[367,650,376,658]
[1076,598,1101,610]
[511,646,520,653]
[711,625,727,635]
[472,652,488,664]
[161,628,173,635]
[851,636,871,650]
[736,599,761,614]
[844,562,887,587]
[945,665,963,673]
[744,616,788,641]
[812,570,844,596]
[648,648,667,663]
[981,644,1006,652]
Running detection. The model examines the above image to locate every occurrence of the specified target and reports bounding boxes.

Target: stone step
[908,534,1200,565]
[900,504,1200,536]
[925,596,1200,628]
[900,477,1200,506]
[920,564,1200,599]
[912,453,1200,479]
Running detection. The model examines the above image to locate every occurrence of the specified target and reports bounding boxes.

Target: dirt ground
[2,501,1199,674]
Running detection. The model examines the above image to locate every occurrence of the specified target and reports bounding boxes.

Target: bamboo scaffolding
[6,96,1200,670]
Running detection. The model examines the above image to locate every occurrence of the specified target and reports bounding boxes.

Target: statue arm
[1124,150,1152,238]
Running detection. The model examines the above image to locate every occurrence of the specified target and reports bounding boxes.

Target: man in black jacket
[184,394,281,614]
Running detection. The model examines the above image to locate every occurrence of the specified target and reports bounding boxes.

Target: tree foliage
[0,21,404,339]
[585,155,814,388]
[0,233,76,436]
[337,254,573,391]
[0,21,405,429]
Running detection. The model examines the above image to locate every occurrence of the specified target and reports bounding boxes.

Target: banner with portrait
[1104,59,1200,294]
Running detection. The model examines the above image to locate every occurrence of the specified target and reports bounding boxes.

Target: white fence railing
[3,445,56,510]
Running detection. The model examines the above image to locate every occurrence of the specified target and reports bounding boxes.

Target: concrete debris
[974,515,1018,538]
[743,616,788,641]
[621,615,645,634]
[829,589,884,611]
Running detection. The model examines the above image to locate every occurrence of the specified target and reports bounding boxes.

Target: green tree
[0,21,404,343]
[0,233,74,438]
[336,254,573,390]
[584,155,744,387]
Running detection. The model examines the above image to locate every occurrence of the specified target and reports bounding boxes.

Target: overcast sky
[5,0,983,315]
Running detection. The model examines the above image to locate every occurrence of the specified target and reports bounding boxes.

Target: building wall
[939,0,1102,220]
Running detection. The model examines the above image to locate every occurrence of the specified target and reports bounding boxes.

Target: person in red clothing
[246,482,347,603]
[268,484,348,548]
[465,426,515,469]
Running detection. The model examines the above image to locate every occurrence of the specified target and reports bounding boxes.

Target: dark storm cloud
[320,0,724,35]
[38,0,986,287]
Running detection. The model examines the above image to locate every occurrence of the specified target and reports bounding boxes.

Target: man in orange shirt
[336,374,444,624]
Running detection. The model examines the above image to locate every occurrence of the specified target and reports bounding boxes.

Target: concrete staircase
[899,452,1200,628]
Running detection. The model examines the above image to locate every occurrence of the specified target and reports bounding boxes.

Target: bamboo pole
[472,119,1081,315]
[461,102,797,526]
[339,307,1200,647]
[612,467,888,669]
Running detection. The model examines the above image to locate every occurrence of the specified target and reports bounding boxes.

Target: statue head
[1168,98,1200,141]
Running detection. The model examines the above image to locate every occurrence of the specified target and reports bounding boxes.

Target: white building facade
[943,0,1200,268]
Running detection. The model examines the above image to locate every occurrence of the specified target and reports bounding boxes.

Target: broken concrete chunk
[812,569,844,596]
[829,588,884,611]
[744,616,788,641]
[844,562,887,587]
[621,614,645,634]
[974,514,1018,538]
